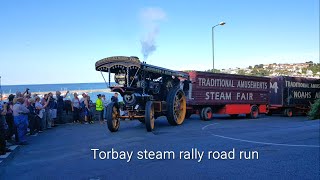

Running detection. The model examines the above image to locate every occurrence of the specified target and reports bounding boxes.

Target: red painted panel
[259,105,267,113]
[225,104,251,114]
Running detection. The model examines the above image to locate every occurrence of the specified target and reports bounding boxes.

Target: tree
[237,69,246,75]
[248,66,252,69]
[308,99,320,120]
[302,68,307,74]
[206,69,221,73]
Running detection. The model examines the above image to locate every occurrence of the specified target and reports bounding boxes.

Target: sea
[0,82,122,102]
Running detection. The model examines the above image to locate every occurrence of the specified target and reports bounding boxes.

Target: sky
[0,0,319,85]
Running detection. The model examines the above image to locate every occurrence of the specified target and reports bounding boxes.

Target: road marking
[202,124,320,148]
[211,134,320,148]
[201,123,220,130]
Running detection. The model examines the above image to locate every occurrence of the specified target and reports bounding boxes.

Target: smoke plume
[140,7,166,61]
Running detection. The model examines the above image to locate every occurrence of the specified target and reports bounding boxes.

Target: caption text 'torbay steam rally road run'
[90,148,259,163]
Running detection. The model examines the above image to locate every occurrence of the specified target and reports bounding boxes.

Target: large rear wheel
[145,101,155,132]
[106,102,120,132]
[166,88,186,126]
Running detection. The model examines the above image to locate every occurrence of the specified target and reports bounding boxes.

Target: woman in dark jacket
[27,98,40,135]
[5,94,18,142]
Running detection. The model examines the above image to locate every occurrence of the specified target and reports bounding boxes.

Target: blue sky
[0,0,319,85]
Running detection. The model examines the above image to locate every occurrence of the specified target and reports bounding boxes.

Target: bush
[308,99,320,120]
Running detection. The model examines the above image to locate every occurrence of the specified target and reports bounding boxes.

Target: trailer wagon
[185,71,270,120]
[268,76,320,117]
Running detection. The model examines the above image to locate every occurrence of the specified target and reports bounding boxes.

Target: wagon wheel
[166,88,186,125]
[284,108,293,117]
[247,105,259,119]
[201,107,213,121]
[145,101,155,132]
[106,102,120,132]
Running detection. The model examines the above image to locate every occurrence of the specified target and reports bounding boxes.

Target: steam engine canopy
[95,56,141,73]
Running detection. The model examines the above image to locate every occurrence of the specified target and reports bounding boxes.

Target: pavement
[0,115,319,180]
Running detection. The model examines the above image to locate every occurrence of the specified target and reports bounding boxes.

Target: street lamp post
[212,22,225,72]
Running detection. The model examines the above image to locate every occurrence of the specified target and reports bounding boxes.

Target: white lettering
[91,149,99,160]
[293,91,312,99]
[205,92,232,100]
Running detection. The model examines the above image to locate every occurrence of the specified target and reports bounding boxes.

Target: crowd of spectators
[0,89,119,155]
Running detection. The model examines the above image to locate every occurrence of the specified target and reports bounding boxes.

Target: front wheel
[106,102,120,132]
[247,105,259,119]
[166,88,186,126]
[201,107,213,121]
[145,101,155,132]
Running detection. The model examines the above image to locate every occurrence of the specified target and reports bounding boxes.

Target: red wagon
[185,71,270,120]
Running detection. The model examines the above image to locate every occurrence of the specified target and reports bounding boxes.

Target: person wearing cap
[96,94,104,124]
[12,97,30,145]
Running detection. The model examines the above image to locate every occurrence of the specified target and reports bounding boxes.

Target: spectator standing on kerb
[27,98,39,136]
[71,93,81,123]
[96,94,104,124]
[47,93,56,128]
[56,91,69,124]
[87,96,94,124]
[83,95,90,124]
[5,94,18,143]
[41,94,49,130]
[79,93,87,124]
[102,94,110,120]
[46,93,54,129]
[13,97,30,145]
[35,96,50,132]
